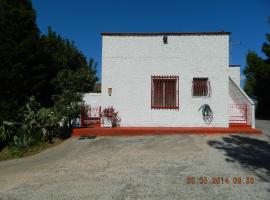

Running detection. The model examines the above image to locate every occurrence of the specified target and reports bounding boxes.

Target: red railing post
[229,103,248,125]
[245,104,248,124]
[81,112,84,127]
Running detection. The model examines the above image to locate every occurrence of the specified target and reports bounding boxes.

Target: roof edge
[101,32,231,36]
[229,64,240,67]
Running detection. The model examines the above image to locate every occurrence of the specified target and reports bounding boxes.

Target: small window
[192,78,211,97]
[151,76,179,109]
[163,36,168,44]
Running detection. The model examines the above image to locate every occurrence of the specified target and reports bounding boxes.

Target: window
[163,36,168,44]
[192,78,211,97]
[151,76,179,109]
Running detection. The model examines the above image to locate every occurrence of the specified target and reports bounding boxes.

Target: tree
[52,67,96,128]
[244,33,270,118]
[0,0,40,122]
[88,58,99,83]
[0,0,98,125]
[33,27,94,107]
[0,0,98,146]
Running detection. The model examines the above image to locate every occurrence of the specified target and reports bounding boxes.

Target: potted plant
[101,107,121,128]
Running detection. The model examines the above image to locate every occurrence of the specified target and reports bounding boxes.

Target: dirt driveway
[0,121,270,200]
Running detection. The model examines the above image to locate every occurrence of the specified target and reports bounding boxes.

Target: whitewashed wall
[84,93,103,106]
[229,66,240,86]
[97,34,230,127]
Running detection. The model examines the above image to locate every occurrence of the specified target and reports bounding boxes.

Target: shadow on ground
[208,135,270,181]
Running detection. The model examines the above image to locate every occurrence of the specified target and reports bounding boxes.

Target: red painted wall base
[72,125,261,137]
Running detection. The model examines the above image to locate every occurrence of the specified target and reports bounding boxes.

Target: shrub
[38,108,59,143]
[56,126,73,139]
[13,133,33,149]
[0,121,16,143]
[54,100,83,128]
[1,96,61,149]
[11,96,44,148]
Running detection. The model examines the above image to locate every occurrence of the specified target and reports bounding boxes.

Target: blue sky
[32,0,269,84]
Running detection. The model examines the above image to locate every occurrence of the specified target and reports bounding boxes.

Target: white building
[84,32,255,128]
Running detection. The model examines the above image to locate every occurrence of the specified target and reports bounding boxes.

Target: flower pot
[101,117,112,128]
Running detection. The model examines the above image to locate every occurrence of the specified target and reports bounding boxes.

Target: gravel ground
[0,121,270,200]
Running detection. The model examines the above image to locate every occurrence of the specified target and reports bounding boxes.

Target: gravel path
[0,121,270,200]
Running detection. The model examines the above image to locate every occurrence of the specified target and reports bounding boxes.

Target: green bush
[0,96,61,149]
[13,134,33,149]
[38,107,59,143]
[0,121,16,143]
[56,126,73,139]
[0,94,84,150]
[5,96,42,149]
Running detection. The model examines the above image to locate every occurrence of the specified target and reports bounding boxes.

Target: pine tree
[0,1,98,123]
[0,0,40,121]
[244,34,270,118]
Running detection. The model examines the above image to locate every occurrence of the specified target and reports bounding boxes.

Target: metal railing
[229,104,247,124]
[81,106,101,127]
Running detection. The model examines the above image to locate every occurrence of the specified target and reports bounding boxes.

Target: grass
[0,138,63,161]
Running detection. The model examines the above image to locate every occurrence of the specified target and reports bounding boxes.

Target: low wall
[83,93,103,107]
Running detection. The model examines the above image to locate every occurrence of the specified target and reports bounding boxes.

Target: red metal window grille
[192,78,211,97]
[151,75,179,109]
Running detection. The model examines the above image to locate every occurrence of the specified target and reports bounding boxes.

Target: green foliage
[244,33,270,118]
[0,0,98,150]
[52,67,96,128]
[0,2,98,123]
[34,27,97,106]
[17,96,60,146]
[0,138,63,161]
[0,0,40,122]
[88,58,99,83]
[13,134,33,149]
[38,108,59,143]
[0,121,16,142]
[53,68,95,94]
[0,96,60,149]
[12,96,43,148]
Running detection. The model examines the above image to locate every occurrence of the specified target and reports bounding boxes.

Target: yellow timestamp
[186,176,255,185]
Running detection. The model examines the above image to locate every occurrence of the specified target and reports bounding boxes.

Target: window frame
[192,78,211,97]
[151,75,179,110]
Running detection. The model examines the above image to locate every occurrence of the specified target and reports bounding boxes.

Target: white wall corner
[252,104,256,128]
